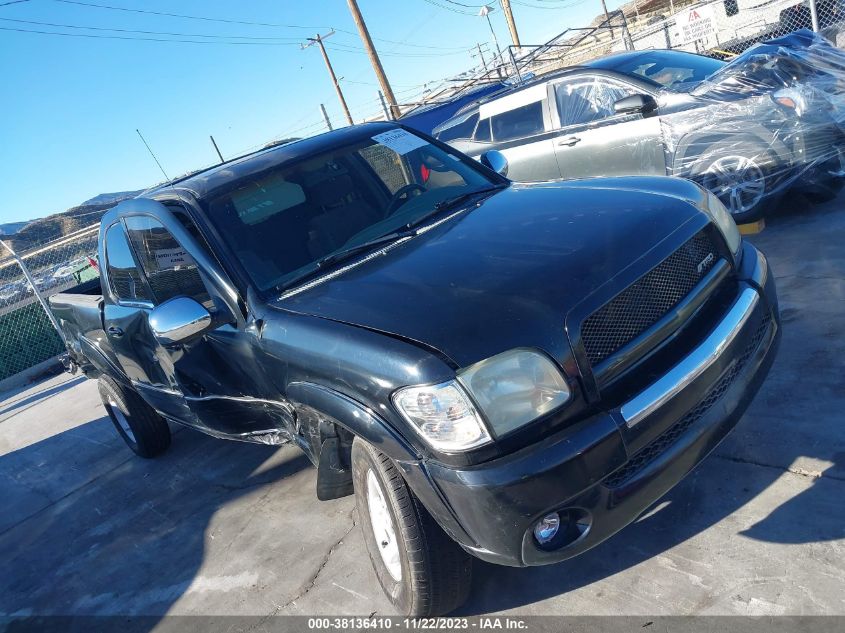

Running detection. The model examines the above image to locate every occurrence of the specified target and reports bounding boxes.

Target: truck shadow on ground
[0,416,312,617]
[0,375,84,419]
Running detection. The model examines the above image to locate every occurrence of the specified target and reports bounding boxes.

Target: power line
[0,0,30,7]
[1,21,473,57]
[0,17,305,40]
[512,0,586,8]
[440,0,487,6]
[419,0,477,16]
[0,25,304,45]
[51,0,327,30]
[50,0,472,51]
[324,42,470,58]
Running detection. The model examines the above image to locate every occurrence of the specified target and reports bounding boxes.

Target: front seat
[307,174,381,257]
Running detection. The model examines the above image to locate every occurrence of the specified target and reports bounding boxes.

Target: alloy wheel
[700,155,766,215]
[366,468,402,582]
[109,399,136,442]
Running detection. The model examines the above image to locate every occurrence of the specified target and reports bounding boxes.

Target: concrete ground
[1,193,844,618]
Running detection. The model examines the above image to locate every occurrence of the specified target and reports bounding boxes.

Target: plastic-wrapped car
[434,29,845,223]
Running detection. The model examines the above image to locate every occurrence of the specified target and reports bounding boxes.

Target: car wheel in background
[351,437,472,616]
[98,375,171,458]
[685,139,781,224]
[798,149,845,203]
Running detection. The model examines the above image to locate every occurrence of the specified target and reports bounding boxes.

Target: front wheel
[351,437,472,616]
[684,140,781,224]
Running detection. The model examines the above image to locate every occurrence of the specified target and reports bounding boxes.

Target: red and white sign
[677,5,716,45]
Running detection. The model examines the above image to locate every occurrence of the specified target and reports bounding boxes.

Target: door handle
[557,136,581,147]
[107,326,124,338]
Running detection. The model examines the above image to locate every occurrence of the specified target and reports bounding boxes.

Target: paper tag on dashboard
[154,247,194,269]
[371,129,428,155]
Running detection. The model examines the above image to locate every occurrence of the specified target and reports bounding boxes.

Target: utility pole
[479,5,503,63]
[302,31,354,126]
[473,43,490,73]
[500,0,520,48]
[479,6,519,81]
[377,91,392,121]
[319,103,333,130]
[209,135,224,164]
[600,0,615,39]
[346,0,401,119]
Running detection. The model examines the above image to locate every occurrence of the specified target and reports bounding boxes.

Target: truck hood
[274,177,707,368]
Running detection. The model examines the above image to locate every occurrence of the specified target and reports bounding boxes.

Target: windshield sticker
[371,129,428,155]
[154,247,195,270]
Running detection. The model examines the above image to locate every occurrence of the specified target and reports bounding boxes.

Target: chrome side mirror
[480,150,509,177]
[149,296,213,346]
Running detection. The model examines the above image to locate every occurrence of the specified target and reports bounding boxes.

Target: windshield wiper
[276,229,416,292]
[277,185,505,292]
[315,229,416,270]
[404,184,505,231]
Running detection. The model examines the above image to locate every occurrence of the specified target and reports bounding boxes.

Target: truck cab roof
[145,122,400,201]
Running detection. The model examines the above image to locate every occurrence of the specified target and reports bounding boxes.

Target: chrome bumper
[620,285,761,428]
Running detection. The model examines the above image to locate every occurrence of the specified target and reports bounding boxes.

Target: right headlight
[458,349,571,437]
[700,188,742,259]
[391,348,571,452]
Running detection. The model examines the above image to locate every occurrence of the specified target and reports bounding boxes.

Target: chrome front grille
[581,230,720,367]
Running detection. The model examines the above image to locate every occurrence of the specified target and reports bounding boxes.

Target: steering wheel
[385,183,426,216]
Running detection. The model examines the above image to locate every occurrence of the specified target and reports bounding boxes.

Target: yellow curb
[738,219,766,235]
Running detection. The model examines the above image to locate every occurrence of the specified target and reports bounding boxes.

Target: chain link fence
[0,226,100,383]
[438,0,845,97]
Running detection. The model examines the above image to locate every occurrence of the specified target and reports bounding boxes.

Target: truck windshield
[201,128,497,292]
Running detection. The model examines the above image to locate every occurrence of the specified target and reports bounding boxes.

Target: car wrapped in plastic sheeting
[433,28,845,223]
[665,28,845,221]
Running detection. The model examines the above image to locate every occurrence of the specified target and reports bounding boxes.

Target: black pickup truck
[50,122,779,615]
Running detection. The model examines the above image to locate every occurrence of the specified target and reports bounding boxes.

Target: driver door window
[104,222,152,304]
[123,216,213,309]
[554,78,635,129]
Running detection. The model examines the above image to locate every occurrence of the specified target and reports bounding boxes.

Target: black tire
[98,376,171,458]
[800,177,844,204]
[681,137,783,224]
[351,437,472,616]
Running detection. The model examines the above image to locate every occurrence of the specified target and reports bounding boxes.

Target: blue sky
[0,0,621,223]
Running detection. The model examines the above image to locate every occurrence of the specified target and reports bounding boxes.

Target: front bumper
[414,242,779,567]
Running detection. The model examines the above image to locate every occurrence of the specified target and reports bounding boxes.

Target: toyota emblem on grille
[697,252,715,274]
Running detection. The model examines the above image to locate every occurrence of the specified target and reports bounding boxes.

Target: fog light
[533,513,560,545]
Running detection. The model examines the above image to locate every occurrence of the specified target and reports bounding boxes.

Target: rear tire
[682,138,782,224]
[351,437,472,616]
[98,376,171,458]
[800,177,844,204]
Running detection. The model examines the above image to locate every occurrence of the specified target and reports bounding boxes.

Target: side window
[490,101,544,142]
[436,112,479,142]
[123,216,212,308]
[105,222,152,303]
[474,118,492,142]
[555,79,634,128]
